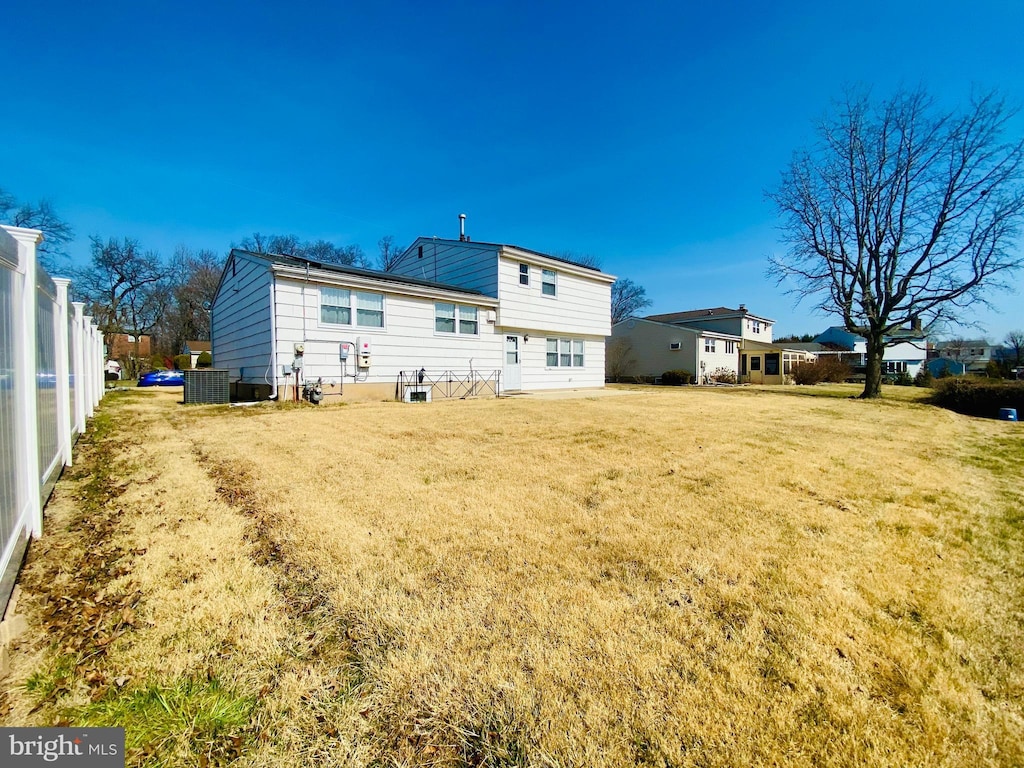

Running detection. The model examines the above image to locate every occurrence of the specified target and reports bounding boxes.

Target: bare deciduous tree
[154,246,223,355]
[238,232,368,267]
[75,237,170,378]
[378,235,403,271]
[768,88,1024,398]
[0,186,73,274]
[611,278,653,324]
[1003,329,1024,366]
[555,251,603,269]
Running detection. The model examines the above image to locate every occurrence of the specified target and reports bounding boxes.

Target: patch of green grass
[24,653,80,701]
[76,678,256,768]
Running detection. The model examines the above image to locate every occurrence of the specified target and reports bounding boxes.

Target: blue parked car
[138,369,185,387]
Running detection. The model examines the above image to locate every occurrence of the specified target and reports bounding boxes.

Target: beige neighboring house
[183,340,211,367]
[607,317,741,382]
[610,305,816,385]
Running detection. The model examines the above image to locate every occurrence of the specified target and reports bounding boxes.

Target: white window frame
[458,305,478,335]
[519,263,530,286]
[355,291,384,328]
[434,302,480,336]
[704,338,716,353]
[541,269,557,297]
[320,286,385,329]
[434,302,456,334]
[546,337,585,368]
[725,340,735,354]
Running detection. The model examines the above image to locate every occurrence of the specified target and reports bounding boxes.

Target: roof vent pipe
[459,213,466,241]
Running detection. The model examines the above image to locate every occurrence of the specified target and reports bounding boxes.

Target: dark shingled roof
[233,249,492,297]
[645,306,755,323]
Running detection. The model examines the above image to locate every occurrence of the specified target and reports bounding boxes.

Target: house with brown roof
[183,340,211,368]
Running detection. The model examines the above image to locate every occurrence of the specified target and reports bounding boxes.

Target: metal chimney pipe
[459,213,466,241]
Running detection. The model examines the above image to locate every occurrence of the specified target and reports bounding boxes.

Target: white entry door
[504,335,521,391]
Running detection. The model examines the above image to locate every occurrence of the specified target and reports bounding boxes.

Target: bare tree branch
[767,87,1024,397]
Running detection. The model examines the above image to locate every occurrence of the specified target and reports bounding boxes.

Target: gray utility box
[183,369,230,404]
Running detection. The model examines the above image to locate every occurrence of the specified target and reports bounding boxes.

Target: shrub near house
[930,378,1024,418]
[790,357,852,385]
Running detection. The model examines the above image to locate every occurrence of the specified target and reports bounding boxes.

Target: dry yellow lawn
[4,385,1022,767]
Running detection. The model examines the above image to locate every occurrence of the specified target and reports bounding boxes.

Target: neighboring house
[813,323,928,377]
[108,333,151,361]
[932,339,995,373]
[607,317,742,382]
[211,235,613,401]
[645,304,775,344]
[388,233,614,392]
[615,305,814,384]
[927,358,967,377]
[183,340,211,367]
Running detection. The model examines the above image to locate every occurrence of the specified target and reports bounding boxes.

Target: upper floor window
[725,340,736,354]
[705,338,716,353]
[519,263,530,286]
[542,269,557,296]
[750,320,761,333]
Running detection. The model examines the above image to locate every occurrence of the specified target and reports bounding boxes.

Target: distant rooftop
[233,249,492,297]
[645,305,774,324]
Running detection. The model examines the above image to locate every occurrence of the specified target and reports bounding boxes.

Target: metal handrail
[397,369,502,400]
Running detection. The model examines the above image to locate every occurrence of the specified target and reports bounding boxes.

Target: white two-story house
[211,230,614,401]
[814,324,929,378]
[389,235,614,392]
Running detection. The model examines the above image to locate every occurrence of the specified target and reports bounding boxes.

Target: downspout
[268,275,279,400]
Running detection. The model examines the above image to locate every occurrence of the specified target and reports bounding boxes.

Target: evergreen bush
[661,369,695,386]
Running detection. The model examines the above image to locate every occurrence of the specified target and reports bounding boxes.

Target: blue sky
[2,0,1023,339]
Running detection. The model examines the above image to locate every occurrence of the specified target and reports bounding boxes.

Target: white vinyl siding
[497,256,612,337]
[272,277,501,385]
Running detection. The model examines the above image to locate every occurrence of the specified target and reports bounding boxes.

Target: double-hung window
[355,291,384,327]
[458,305,478,334]
[321,287,385,328]
[435,302,456,333]
[321,287,352,325]
[704,338,716,353]
[519,263,530,286]
[546,337,585,367]
[435,303,479,335]
[541,269,557,296]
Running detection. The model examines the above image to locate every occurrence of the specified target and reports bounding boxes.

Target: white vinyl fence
[0,225,104,615]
